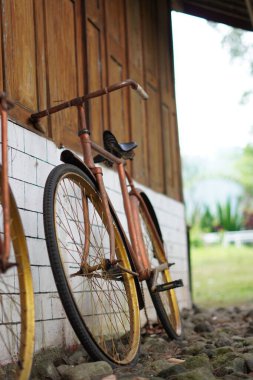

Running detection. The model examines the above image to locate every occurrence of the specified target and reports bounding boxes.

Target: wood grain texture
[2,0,37,125]
[44,0,80,151]
[142,0,164,193]
[126,0,148,184]
[105,0,128,143]
[85,0,107,146]
[0,0,182,200]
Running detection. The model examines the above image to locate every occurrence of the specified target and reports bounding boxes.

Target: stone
[149,360,175,373]
[157,364,187,378]
[141,337,170,354]
[244,310,253,320]
[232,336,244,342]
[181,308,192,319]
[68,349,88,365]
[37,361,61,380]
[214,346,234,355]
[244,337,253,346]
[61,361,113,380]
[192,304,203,314]
[224,373,252,379]
[213,366,233,377]
[215,333,233,347]
[246,322,253,334]
[243,353,253,371]
[212,350,237,369]
[181,341,206,355]
[57,365,73,376]
[184,354,211,370]
[54,354,71,367]
[167,367,216,380]
[232,357,247,373]
[194,321,214,333]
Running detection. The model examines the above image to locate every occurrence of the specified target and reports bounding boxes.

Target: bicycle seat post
[77,104,95,169]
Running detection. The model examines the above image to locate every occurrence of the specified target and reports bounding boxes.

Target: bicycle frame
[0,94,13,271]
[31,79,153,280]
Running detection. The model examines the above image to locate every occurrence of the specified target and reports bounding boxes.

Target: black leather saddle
[94,130,138,166]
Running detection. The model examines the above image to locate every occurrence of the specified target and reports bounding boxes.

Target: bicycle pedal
[154,279,183,293]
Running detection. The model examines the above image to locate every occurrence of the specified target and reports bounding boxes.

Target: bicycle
[0,94,35,379]
[30,79,183,367]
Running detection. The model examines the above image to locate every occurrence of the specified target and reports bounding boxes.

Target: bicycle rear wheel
[43,164,140,366]
[138,193,182,339]
[0,173,34,379]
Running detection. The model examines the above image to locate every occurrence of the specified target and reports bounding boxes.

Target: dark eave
[171,0,253,31]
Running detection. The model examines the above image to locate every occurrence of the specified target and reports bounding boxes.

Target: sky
[172,12,253,158]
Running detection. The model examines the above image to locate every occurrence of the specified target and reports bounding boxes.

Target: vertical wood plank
[34,0,48,134]
[141,0,164,193]
[2,0,38,123]
[44,0,81,151]
[158,0,182,200]
[105,0,128,143]
[85,0,107,145]
[125,0,149,184]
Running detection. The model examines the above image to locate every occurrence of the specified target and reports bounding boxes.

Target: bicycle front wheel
[43,164,140,366]
[0,175,35,379]
[138,193,182,339]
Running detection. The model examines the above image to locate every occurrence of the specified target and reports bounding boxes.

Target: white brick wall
[2,120,191,353]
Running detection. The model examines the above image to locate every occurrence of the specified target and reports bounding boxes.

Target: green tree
[235,144,253,199]
[221,27,253,104]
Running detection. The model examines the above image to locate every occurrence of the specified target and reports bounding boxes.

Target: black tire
[43,164,140,366]
[139,193,183,339]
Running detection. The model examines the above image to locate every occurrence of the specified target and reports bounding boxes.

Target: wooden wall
[0,0,182,201]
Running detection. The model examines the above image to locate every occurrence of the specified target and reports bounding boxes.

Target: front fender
[60,150,97,187]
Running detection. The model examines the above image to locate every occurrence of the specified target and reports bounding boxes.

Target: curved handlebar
[30,79,148,122]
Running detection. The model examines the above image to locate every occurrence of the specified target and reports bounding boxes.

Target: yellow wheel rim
[0,181,34,379]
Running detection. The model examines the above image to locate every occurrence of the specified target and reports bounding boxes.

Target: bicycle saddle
[94,130,138,166]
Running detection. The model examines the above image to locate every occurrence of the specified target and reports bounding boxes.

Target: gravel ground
[27,304,253,380]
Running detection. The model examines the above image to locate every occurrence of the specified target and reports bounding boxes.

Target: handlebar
[30,79,148,122]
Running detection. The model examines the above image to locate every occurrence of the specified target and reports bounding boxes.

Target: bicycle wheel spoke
[48,167,139,364]
[139,203,181,338]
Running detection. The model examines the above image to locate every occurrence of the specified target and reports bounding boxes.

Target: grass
[191,245,253,307]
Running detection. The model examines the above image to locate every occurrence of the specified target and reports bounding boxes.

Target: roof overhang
[171,0,253,31]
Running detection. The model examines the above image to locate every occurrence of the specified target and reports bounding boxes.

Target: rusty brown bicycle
[31,79,183,367]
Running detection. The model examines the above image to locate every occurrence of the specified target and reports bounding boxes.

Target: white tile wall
[2,120,191,354]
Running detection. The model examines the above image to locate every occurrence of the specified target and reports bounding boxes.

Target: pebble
[27,304,253,380]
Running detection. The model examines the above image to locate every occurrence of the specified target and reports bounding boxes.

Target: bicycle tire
[43,164,140,366]
[0,171,35,380]
[138,192,182,339]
